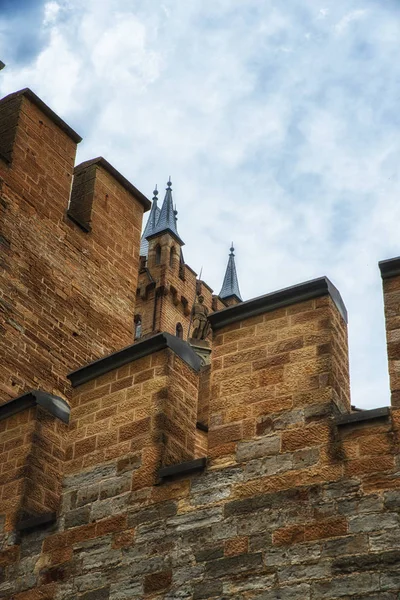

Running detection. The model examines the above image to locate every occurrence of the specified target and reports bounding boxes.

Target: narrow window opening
[155,244,161,265]
[176,323,183,339]
[170,246,176,268]
[134,315,142,340]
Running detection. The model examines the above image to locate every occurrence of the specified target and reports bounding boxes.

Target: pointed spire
[140,185,161,257]
[219,243,242,302]
[149,178,184,245]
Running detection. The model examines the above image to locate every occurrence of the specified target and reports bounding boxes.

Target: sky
[1,0,400,409]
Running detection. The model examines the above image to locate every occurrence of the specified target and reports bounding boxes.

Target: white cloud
[43,2,61,26]
[1,0,400,409]
[335,9,368,35]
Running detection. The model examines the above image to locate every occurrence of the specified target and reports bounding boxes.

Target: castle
[1,87,400,599]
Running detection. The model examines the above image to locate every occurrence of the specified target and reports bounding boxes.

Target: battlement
[0,88,150,405]
[2,87,400,599]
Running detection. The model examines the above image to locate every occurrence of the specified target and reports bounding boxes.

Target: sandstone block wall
[0,89,149,403]
[0,392,69,534]
[380,258,400,409]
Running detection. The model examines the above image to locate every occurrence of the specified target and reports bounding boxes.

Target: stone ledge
[68,332,202,388]
[379,257,400,280]
[336,407,390,426]
[16,512,57,533]
[0,88,82,143]
[0,390,70,424]
[209,276,347,331]
[74,157,151,211]
[158,457,207,480]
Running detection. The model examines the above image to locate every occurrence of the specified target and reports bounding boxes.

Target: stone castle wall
[1,88,400,600]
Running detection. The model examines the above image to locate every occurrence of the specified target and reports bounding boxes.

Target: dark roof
[219,245,242,302]
[140,190,161,256]
[1,88,82,143]
[147,180,184,246]
[209,276,347,331]
[74,157,151,211]
[68,332,202,387]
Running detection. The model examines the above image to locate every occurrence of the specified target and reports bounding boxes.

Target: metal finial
[230,243,235,255]
[153,184,158,200]
[167,176,172,188]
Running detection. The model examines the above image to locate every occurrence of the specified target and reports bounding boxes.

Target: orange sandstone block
[112,527,136,549]
[273,524,305,546]
[96,514,127,536]
[304,516,347,541]
[208,423,243,448]
[345,456,395,477]
[281,423,330,452]
[225,536,249,556]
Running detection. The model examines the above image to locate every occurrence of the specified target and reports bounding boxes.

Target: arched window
[170,246,176,268]
[176,323,183,339]
[134,315,142,340]
[155,244,161,265]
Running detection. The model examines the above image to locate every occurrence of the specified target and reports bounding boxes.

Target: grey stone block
[332,550,400,575]
[225,488,309,518]
[349,513,399,533]
[128,501,177,527]
[80,587,110,600]
[205,553,263,578]
[193,580,223,599]
[254,583,310,599]
[321,535,369,558]
[237,435,280,462]
[167,507,223,532]
[64,506,91,529]
[76,484,99,508]
[384,490,400,511]
[278,561,331,583]
[195,547,224,562]
[312,573,380,598]
[64,464,116,489]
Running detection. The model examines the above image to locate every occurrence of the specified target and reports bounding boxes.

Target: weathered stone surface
[193,580,223,599]
[237,436,280,462]
[312,573,380,598]
[205,553,263,578]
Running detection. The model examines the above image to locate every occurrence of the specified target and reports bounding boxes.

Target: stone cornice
[0,390,70,424]
[68,332,202,388]
[379,257,400,280]
[209,276,347,331]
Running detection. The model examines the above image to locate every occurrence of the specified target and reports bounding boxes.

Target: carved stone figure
[191,295,210,340]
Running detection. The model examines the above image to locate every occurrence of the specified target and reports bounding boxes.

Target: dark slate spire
[219,244,242,302]
[148,178,184,246]
[140,186,160,257]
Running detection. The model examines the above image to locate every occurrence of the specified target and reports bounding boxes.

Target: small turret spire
[219,243,242,302]
[149,178,184,246]
[140,184,161,257]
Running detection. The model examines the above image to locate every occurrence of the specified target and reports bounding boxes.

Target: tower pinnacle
[148,178,184,246]
[140,185,161,257]
[219,243,242,303]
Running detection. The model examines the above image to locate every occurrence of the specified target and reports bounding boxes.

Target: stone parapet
[0,391,69,535]
[207,277,350,462]
[66,333,201,494]
[0,87,150,403]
